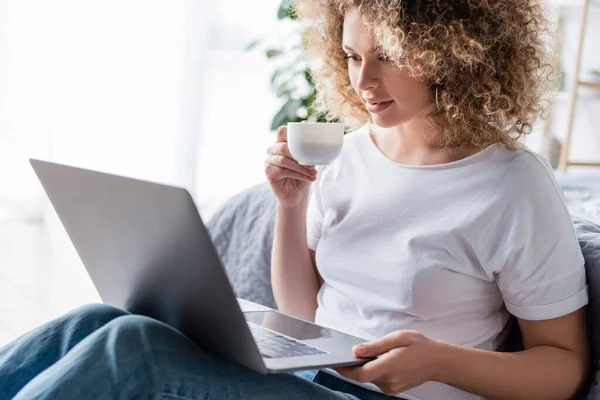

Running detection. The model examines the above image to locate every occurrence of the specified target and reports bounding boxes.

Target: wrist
[430,339,458,384]
[277,192,310,211]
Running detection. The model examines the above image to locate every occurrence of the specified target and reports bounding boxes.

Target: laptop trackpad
[244,311,331,341]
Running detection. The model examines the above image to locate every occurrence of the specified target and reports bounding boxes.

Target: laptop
[30,159,371,374]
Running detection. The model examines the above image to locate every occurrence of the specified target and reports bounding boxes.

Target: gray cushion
[557,174,600,226]
[573,217,600,398]
[206,183,278,309]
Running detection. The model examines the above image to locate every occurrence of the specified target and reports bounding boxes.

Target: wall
[527,2,600,166]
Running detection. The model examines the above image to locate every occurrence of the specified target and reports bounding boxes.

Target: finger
[334,366,361,381]
[371,381,404,397]
[276,126,287,143]
[267,142,294,159]
[337,352,397,383]
[353,330,413,357]
[268,143,317,171]
[372,365,414,397]
[266,155,317,178]
[335,364,376,383]
[265,164,315,183]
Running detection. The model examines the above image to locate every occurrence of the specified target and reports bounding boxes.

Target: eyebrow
[342,44,381,53]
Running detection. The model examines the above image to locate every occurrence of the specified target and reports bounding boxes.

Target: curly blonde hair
[293,0,552,150]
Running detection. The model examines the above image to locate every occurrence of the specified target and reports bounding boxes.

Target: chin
[370,113,405,128]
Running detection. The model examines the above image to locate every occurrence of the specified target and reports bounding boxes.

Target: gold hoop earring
[435,86,441,111]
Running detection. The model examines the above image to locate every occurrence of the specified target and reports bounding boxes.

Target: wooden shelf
[558,0,600,171]
[549,0,598,6]
[578,80,600,89]
[567,162,600,167]
[549,0,584,6]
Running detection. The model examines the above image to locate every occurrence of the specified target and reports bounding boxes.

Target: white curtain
[0,0,285,345]
[193,0,284,218]
[0,0,283,223]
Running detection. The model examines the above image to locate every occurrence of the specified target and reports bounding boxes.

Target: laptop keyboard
[247,323,327,358]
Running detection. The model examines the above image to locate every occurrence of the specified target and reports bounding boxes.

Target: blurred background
[1,0,599,346]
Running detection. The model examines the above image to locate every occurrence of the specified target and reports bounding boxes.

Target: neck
[383,115,433,150]
[369,110,476,166]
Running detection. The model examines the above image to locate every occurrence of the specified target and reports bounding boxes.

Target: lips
[364,99,393,113]
[364,98,391,104]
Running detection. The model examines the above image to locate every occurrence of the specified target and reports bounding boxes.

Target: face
[342,8,435,128]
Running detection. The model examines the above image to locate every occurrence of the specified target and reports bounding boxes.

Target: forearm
[271,196,320,322]
[436,342,587,400]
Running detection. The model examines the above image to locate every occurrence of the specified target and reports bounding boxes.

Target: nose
[355,60,379,92]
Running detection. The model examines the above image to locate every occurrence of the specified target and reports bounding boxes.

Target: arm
[266,125,323,322]
[438,159,591,399]
[271,195,323,322]
[436,308,589,400]
[337,308,588,399]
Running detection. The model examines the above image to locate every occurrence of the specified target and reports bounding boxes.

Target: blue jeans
[0,304,400,400]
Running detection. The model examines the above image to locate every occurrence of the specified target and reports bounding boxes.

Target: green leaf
[285,98,302,117]
[270,68,298,88]
[266,49,283,58]
[276,84,295,97]
[272,68,304,91]
[270,68,285,87]
[301,91,316,108]
[275,84,289,97]
[271,98,302,130]
[288,6,298,20]
[277,0,291,19]
[244,38,262,51]
[271,102,290,130]
[304,69,314,86]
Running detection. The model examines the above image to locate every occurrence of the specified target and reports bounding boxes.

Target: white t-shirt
[306,124,588,400]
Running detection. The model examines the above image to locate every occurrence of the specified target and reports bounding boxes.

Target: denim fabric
[313,371,408,400]
[293,370,408,400]
[0,304,399,400]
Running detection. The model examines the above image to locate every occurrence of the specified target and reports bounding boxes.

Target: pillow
[206,183,278,309]
[572,217,600,399]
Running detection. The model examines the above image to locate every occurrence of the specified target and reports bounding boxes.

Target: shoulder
[493,146,576,241]
[467,144,575,246]
[500,146,564,204]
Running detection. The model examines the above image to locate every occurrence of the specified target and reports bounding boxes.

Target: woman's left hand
[334,330,446,396]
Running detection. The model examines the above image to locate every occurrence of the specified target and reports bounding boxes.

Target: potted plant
[247,0,329,130]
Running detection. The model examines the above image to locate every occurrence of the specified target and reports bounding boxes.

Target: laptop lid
[30,159,267,373]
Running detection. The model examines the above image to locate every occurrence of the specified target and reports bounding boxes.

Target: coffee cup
[287,122,344,165]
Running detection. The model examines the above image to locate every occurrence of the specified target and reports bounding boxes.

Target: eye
[344,54,360,63]
[378,55,393,64]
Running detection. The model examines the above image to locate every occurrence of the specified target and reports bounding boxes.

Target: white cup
[287,122,344,165]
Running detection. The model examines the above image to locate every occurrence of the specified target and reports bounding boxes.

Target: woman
[266,1,589,399]
[0,1,589,399]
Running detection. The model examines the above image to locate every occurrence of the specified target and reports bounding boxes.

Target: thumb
[276,126,288,143]
[353,331,410,357]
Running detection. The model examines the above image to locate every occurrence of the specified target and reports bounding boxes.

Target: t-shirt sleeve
[306,174,325,251]
[495,153,588,321]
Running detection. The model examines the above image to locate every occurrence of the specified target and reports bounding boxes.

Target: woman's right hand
[265,126,317,208]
